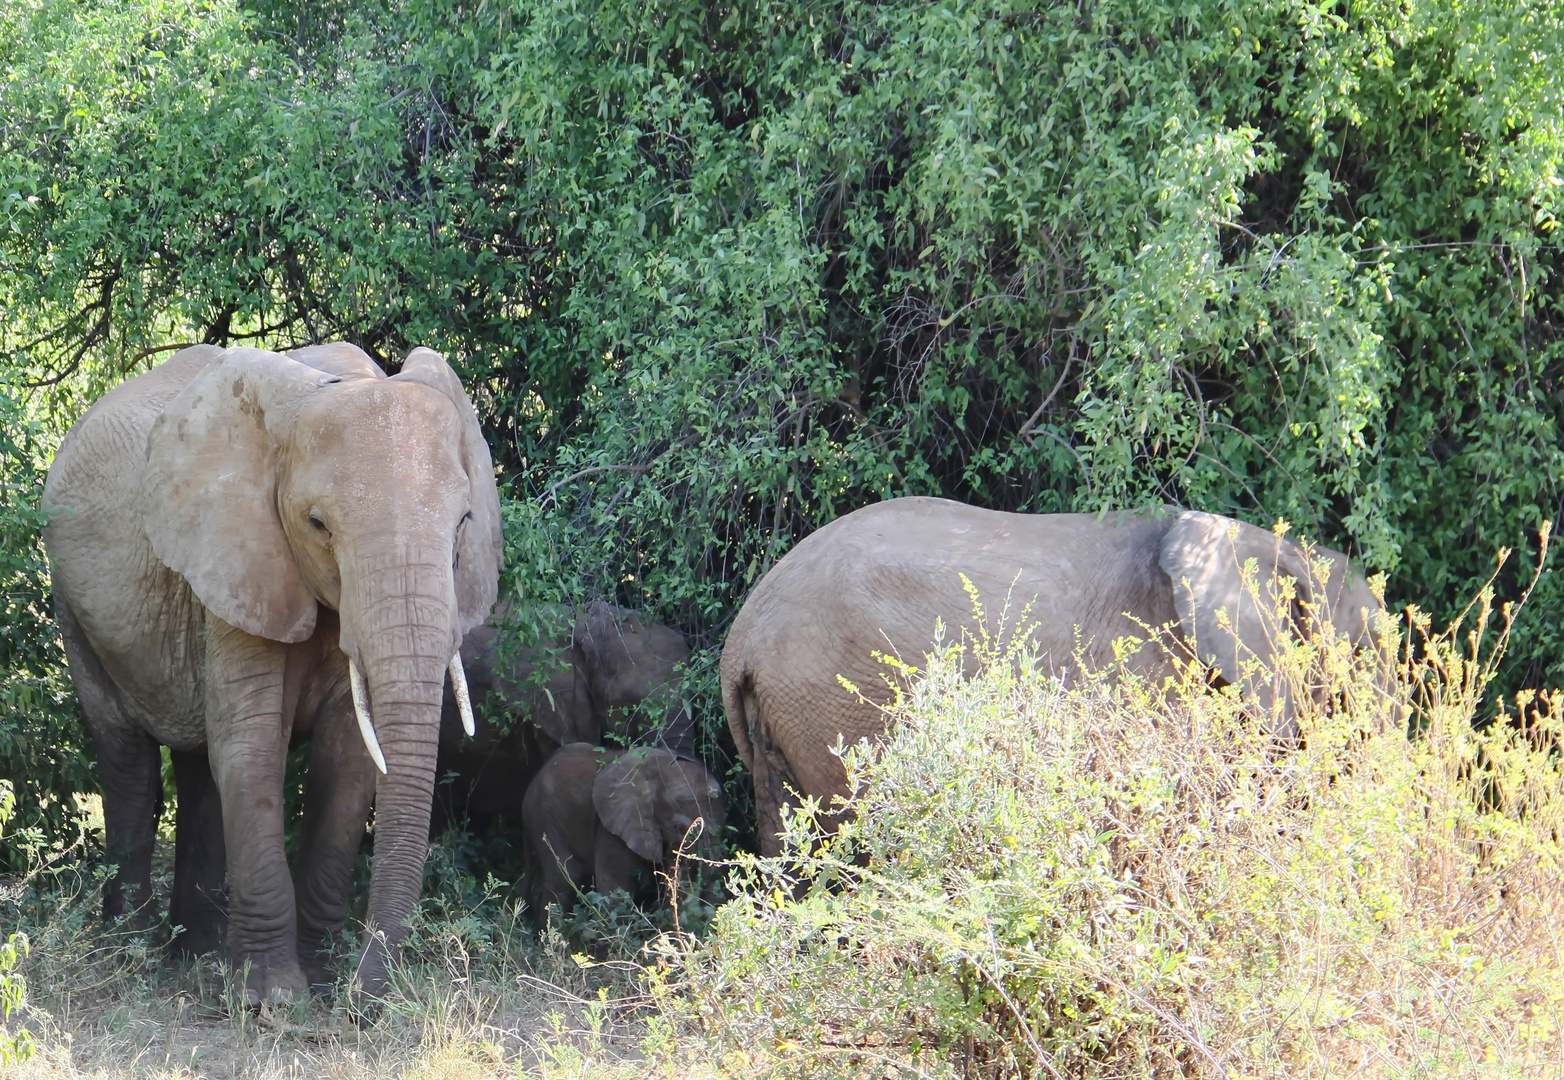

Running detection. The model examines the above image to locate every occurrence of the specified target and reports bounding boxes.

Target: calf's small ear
[593,751,664,862]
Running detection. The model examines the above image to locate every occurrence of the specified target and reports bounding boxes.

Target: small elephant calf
[522,743,726,914]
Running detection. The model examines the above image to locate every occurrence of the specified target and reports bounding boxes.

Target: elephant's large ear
[391,347,503,637]
[1310,547,1379,643]
[1158,511,1317,720]
[142,348,337,642]
[592,749,665,862]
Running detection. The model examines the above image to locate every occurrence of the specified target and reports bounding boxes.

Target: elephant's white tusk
[449,650,476,737]
[348,656,388,774]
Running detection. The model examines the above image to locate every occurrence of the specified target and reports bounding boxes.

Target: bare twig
[20,274,119,388]
[1017,337,1077,439]
[537,464,653,507]
[123,341,199,373]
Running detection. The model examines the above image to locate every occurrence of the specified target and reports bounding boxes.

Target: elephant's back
[43,346,221,745]
[46,347,221,490]
[44,347,223,541]
[722,498,1181,806]
[737,498,1178,670]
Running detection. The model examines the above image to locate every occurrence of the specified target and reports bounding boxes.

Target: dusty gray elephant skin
[521,742,725,915]
[432,601,692,831]
[720,496,1385,857]
[43,342,503,1007]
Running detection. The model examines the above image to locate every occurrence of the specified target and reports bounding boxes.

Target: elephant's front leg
[203,619,304,1004]
[592,828,645,901]
[293,670,377,992]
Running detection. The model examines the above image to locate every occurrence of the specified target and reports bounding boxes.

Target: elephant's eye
[308,514,327,532]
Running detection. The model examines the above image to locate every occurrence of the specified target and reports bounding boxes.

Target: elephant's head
[592,747,726,870]
[578,601,693,748]
[141,342,502,1000]
[1158,510,1391,736]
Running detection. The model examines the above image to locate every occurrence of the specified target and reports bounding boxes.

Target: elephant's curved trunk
[351,651,445,1004]
[339,550,458,1006]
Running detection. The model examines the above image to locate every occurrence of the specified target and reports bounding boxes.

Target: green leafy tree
[0,385,86,859]
[0,783,36,1063]
[2,0,1562,846]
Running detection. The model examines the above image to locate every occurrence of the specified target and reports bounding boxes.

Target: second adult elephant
[720,497,1387,856]
[432,601,692,829]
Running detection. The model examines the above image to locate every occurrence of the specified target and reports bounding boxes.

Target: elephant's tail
[719,654,756,772]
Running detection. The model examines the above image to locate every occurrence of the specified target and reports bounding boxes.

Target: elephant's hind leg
[58,600,162,926]
[749,724,794,861]
[169,749,228,957]
[97,731,163,926]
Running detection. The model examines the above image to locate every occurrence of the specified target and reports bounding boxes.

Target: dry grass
[0,846,683,1079]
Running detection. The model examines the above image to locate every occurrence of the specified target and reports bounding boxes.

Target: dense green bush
[651,599,1564,1077]
[0,782,36,1064]
[0,386,86,859]
[2,0,1563,844]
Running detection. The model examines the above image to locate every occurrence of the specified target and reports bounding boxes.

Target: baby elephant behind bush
[522,743,726,915]
[433,600,692,831]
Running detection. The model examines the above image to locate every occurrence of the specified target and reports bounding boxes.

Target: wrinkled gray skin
[43,343,502,1007]
[721,496,1387,857]
[521,742,725,914]
[433,601,692,830]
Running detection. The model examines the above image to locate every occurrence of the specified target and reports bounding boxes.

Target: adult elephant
[43,342,502,1006]
[720,497,1386,857]
[432,600,692,831]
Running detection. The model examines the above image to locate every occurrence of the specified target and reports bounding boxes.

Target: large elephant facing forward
[720,497,1385,857]
[43,342,502,1005]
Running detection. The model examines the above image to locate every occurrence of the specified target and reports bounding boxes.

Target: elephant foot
[347,992,384,1028]
[235,954,308,1009]
[305,957,338,999]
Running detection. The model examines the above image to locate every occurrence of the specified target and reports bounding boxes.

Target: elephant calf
[721,496,1390,856]
[521,742,725,914]
[433,600,692,830]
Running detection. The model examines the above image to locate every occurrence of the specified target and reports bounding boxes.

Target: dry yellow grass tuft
[1,860,673,1079]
